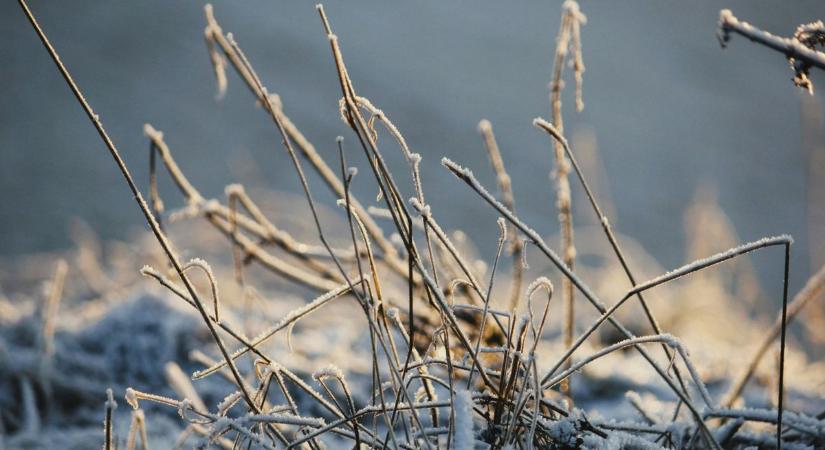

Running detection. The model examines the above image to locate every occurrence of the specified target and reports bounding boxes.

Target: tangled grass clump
[8,0,825,449]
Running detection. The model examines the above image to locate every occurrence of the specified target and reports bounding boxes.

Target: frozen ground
[0,204,823,448]
[2,2,825,448]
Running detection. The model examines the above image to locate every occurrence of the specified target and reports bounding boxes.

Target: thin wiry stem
[548,1,586,395]
[544,334,713,408]
[443,157,726,449]
[467,218,507,388]
[181,258,221,324]
[351,96,444,396]
[313,365,361,447]
[143,124,342,291]
[318,4,499,396]
[386,309,440,428]
[533,117,694,403]
[104,388,116,450]
[203,4,405,277]
[525,277,554,355]
[354,96,442,293]
[478,119,524,311]
[221,29,434,443]
[723,262,825,408]
[321,30,439,438]
[541,235,792,385]
[778,244,791,450]
[17,0,261,412]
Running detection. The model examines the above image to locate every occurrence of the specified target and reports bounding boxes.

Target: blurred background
[2,0,824,300]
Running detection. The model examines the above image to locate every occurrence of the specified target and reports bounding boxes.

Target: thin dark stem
[777,244,790,450]
[467,218,506,388]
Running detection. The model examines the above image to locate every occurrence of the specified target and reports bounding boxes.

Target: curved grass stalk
[544,334,714,408]
[534,116,695,405]
[443,157,729,449]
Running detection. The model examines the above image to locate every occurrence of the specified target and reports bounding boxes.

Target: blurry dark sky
[2,1,824,294]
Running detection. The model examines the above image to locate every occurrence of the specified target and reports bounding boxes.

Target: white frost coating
[562,0,586,23]
[409,197,431,219]
[714,417,744,444]
[224,183,244,196]
[496,216,507,242]
[386,307,400,320]
[477,119,492,133]
[205,416,232,446]
[125,387,139,410]
[183,257,221,323]
[478,346,507,354]
[177,398,193,420]
[521,238,530,269]
[706,408,825,436]
[597,430,664,450]
[544,412,581,448]
[634,235,792,294]
[105,388,117,410]
[532,117,564,142]
[526,276,554,342]
[139,264,157,277]
[312,364,344,381]
[526,277,554,300]
[186,258,216,279]
[217,391,243,416]
[453,390,474,450]
[247,413,325,427]
[203,199,221,214]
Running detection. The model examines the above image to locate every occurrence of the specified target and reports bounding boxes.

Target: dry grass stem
[12,1,821,448]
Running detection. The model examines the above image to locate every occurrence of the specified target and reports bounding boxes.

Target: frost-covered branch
[718,9,825,93]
